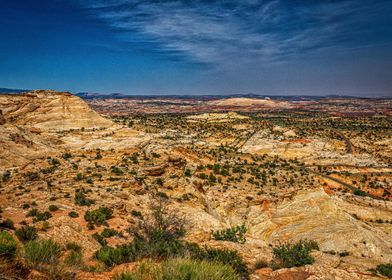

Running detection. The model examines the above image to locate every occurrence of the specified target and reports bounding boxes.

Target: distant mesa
[209,97,291,108]
[0,90,113,131]
[187,112,248,122]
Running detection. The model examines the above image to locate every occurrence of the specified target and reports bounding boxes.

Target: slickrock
[0,90,113,131]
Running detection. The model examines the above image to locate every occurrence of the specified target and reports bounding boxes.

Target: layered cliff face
[0,90,113,131]
[0,91,146,170]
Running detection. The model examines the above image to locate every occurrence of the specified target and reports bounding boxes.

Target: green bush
[92,232,108,247]
[48,205,59,212]
[113,258,237,280]
[84,207,113,227]
[15,225,37,242]
[95,241,141,267]
[75,190,95,206]
[94,195,249,279]
[65,250,83,267]
[354,189,367,196]
[0,231,17,258]
[0,218,15,230]
[65,242,82,253]
[68,211,79,218]
[34,211,52,222]
[62,153,72,159]
[370,263,392,278]
[189,245,249,279]
[27,209,52,222]
[212,224,247,244]
[272,240,319,269]
[24,239,62,264]
[2,170,11,182]
[26,208,38,217]
[101,228,118,238]
[131,210,143,219]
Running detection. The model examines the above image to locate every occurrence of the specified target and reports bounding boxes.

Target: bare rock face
[42,216,101,256]
[251,189,392,263]
[0,90,113,131]
[143,163,168,176]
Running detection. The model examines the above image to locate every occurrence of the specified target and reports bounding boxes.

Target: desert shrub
[254,259,269,270]
[339,251,349,257]
[62,153,72,159]
[0,218,15,230]
[26,208,38,217]
[48,205,59,212]
[34,211,52,222]
[92,233,108,247]
[212,224,247,244]
[354,189,367,196]
[101,228,118,238]
[65,250,83,267]
[111,166,124,176]
[39,262,75,279]
[68,211,79,218]
[66,242,82,252]
[2,170,11,182]
[113,258,237,280]
[25,172,39,181]
[15,225,37,242]
[184,169,192,177]
[42,221,50,231]
[0,258,31,280]
[84,207,113,227]
[95,196,248,279]
[156,191,168,199]
[189,245,249,279]
[95,243,139,267]
[0,231,17,258]
[131,210,143,219]
[24,239,62,264]
[370,263,392,278]
[75,173,83,181]
[95,196,186,266]
[22,203,30,209]
[271,240,319,269]
[137,196,185,242]
[74,190,95,206]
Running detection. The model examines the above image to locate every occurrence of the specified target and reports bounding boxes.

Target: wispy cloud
[75,0,387,67]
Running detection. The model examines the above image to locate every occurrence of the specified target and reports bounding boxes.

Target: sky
[0,0,391,96]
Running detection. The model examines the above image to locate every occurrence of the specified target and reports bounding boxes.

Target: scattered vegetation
[84,207,113,227]
[370,263,392,278]
[271,240,319,269]
[15,225,38,242]
[75,189,95,206]
[0,231,17,258]
[23,239,62,264]
[95,196,249,279]
[114,258,237,280]
[0,218,15,230]
[212,224,247,244]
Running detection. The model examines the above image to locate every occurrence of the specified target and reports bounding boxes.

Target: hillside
[0,91,391,280]
[0,90,113,131]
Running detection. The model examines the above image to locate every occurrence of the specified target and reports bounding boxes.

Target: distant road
[304,164,392,169]
[332,129,353,154]
[306,168,383,201]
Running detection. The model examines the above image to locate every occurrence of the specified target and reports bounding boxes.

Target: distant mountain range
[75,92,385,101]
[1,88,389,100]
[0,87,29,94]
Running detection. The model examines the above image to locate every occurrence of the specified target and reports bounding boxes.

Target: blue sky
[1,0,391,96]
